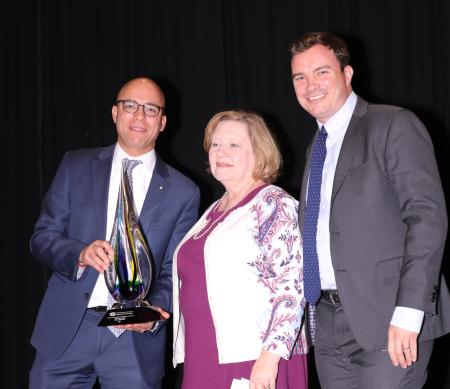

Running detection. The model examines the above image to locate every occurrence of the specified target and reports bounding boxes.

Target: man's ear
[344,65,354,86]
[112,105,118,123]
[160,115,167,132]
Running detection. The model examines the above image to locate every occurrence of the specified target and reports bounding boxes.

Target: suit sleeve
[149,184,200,313]
[385,109,447,313]
[30,152,86,281]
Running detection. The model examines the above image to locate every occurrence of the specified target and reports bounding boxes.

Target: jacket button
[431,285,438,302]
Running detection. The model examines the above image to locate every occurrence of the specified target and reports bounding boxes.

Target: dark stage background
[3,1,450,388]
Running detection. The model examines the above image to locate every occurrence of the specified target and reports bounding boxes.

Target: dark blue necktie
[303,126,327,305]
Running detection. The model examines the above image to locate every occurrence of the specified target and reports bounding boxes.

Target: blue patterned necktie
[124,158,142,201]
[303,126,327,305]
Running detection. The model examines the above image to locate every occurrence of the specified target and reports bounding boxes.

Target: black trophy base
[97,305,161,326]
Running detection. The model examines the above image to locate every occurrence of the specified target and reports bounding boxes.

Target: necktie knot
[319,125,328,142]
[122,158,142,188]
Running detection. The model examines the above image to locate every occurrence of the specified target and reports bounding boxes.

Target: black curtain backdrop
[3,1,450,387]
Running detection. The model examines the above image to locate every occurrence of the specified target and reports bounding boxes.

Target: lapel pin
[158,185,164,191]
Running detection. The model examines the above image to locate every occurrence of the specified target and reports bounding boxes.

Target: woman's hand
[249,348,280,389]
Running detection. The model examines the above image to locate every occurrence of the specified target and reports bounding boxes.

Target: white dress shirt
[87,144,156,308]
[314,91,423,333]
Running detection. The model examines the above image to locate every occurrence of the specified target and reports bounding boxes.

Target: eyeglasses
[116,100,165,117]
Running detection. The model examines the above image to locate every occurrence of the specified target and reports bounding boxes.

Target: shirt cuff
[390,306,424,333]
[75,256,86,280]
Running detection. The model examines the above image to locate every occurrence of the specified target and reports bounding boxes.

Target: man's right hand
[79,240,114,273]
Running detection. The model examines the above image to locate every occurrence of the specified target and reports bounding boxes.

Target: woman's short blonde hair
[203,110,282,183]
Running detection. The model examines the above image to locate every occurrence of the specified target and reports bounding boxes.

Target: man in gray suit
[290,32,450,388]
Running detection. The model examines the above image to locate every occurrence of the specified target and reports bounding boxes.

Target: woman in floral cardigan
[173,111,308,389]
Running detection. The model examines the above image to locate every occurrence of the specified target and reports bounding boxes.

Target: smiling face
[208,120,256,190]
[112,78,167,156]
[291,44,353,123]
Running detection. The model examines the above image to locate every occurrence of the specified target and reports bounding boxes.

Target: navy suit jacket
[299,97,450,351]
[30,144,200,384]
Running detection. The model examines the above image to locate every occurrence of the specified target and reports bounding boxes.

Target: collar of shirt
[110,143,155,218]
[316,91,357,146]
[112,143,156,173]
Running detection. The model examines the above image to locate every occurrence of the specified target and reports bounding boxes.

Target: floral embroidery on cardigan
[247,188,307,358]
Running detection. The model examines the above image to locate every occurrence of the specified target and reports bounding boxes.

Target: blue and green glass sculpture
[99,159,160,325]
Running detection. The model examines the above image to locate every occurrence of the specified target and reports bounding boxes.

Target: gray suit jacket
[299,97,450,351]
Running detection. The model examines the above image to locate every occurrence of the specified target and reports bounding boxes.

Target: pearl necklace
[192,181,258,240]
[192,194,232,240]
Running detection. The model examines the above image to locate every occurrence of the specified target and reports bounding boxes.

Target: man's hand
[387,325,419,368]
[79,240,114,273]
[114,306,170,333]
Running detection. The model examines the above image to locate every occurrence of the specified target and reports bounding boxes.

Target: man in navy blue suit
[30,77,200,388]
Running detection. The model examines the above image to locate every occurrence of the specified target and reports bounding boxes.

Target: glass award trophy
[98,160,161,326]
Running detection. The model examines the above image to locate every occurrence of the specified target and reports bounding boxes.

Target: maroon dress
[177,187,308,389]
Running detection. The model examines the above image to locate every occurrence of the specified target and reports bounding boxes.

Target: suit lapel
[138,154,170,233]
[331,98,368,203]
[93,146,114,239]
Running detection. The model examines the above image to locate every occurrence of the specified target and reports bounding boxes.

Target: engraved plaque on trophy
[98,159,161,326]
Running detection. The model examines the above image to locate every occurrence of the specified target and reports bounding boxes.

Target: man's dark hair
[289,32,350,70]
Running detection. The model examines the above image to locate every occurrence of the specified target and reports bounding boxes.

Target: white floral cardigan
[172,185,308,366]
